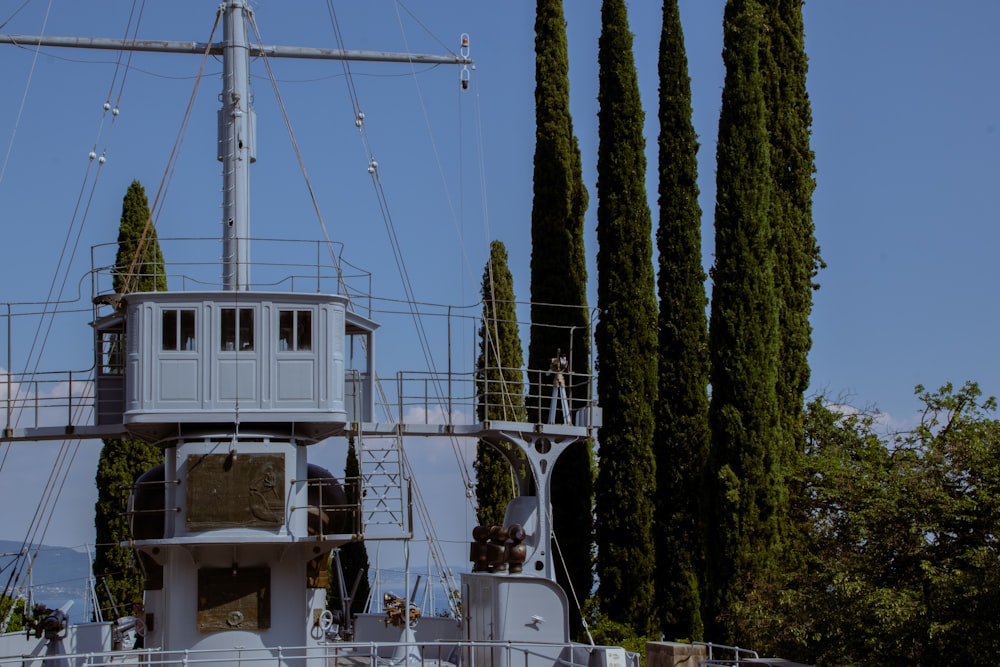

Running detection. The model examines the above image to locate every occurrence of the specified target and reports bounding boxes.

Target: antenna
[220,1,253,291]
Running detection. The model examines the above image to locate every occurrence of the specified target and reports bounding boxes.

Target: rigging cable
[245,12,348,295]
[385,0,482,481]
[0,3,100,573]
[12,0,148,403]
[327,1,476,612]
[0,0,32,30]
[1,6,221,604]
[245,9,465,609]
[0,375,94,602]
[119,8,221,294]
[0,0,53,198]
[16,0,152,374]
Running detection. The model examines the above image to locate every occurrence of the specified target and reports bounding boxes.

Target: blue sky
[0,0,998,598]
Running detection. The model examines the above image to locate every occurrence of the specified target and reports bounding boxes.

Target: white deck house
[94,291,377,443]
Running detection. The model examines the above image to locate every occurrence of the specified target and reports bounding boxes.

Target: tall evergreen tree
[93,180,165,619]
[762,0,820,491]
[527,0,594,637]
[93,439,163,618]
[593,0,659,635]
[704,0,783,644]
[475,241,526,527]
[653,0,710,642]
[329,440,371,619]
[113,180,167,294]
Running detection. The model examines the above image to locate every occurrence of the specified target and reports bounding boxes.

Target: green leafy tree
[329,440,370,619]
[0,595,26,632]
[93,438,162,619]
[528,0,594,637]
[750,384,1000,665]
[704,0,783,644]
[653,0,710,643]
[593,0,659,635]
[475,241,526,527]
[93,181,165,619]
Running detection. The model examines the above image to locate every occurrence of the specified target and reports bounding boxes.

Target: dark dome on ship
[307,463,351,536]
[131,463,166,540]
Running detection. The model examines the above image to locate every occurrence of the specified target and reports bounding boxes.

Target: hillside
[0,541,92,624]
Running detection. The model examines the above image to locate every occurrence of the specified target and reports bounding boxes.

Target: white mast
[0,13,472,293]
[220,0,253,291]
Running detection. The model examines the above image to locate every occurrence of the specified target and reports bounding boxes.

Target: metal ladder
[358,434,410,539]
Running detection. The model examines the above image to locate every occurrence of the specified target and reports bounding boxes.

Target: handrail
[0,637,639,667]
[694,641,761,665]
[383,366,599,429]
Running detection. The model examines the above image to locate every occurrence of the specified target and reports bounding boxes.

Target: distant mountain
[0,541,92,624]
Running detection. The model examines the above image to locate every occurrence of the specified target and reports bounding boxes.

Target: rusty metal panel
[186,454,285,530]
[197,567,270,632]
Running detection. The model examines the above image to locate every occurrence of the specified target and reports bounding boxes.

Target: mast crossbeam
[0,34,473,65]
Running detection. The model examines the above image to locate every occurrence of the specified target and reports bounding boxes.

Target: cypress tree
[113,180,167,294]
[93,439,163,618]
[654,0,710,642]
[93,180,166,619]
[593,0,659,635]
[527,0,594,637]
[475,241,526,527]
[762,0,820,486]
[329,440,370,618]
[704,0,783,644]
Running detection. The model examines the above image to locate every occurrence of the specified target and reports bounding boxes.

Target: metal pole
[569,326,576,419]
[0,34,473,66]
[447,306,452,424]
[220,0,253,291]
[5,304,10,435]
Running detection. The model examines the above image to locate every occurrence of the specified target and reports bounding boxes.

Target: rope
[316,1,488,612]
[2,382,94,603]
[246,12,348,294]
[0,4,219,604]
[0,0,53,190]
[119,8,222,295]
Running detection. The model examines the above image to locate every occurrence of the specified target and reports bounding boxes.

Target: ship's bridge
[0,236,601,443]
[89,237,377,444]
[94,290,376,444]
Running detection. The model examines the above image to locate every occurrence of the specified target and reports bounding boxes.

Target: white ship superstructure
[0,3,626,666]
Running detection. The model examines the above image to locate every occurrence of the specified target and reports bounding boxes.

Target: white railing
[695,641,762,665]
[0,639,638,667]
[379,367,597,430]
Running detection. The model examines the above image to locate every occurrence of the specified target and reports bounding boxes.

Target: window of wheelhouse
[221,308,254,351]
[278,310,312,351]
[162,309,196,351]
[100,331,125,374]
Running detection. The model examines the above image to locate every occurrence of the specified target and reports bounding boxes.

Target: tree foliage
[93,438,162,619]
[653,0,710,642]
[113,180,167,294]
[744,383,1000,665]
[93,180,165,619]
[0,595,26,632]
[329,440,370,619]
[529,0,594,637]
[594,0,659,635]
[475,241,526,527]
[762,0,821,515]
[705,0,783,643]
